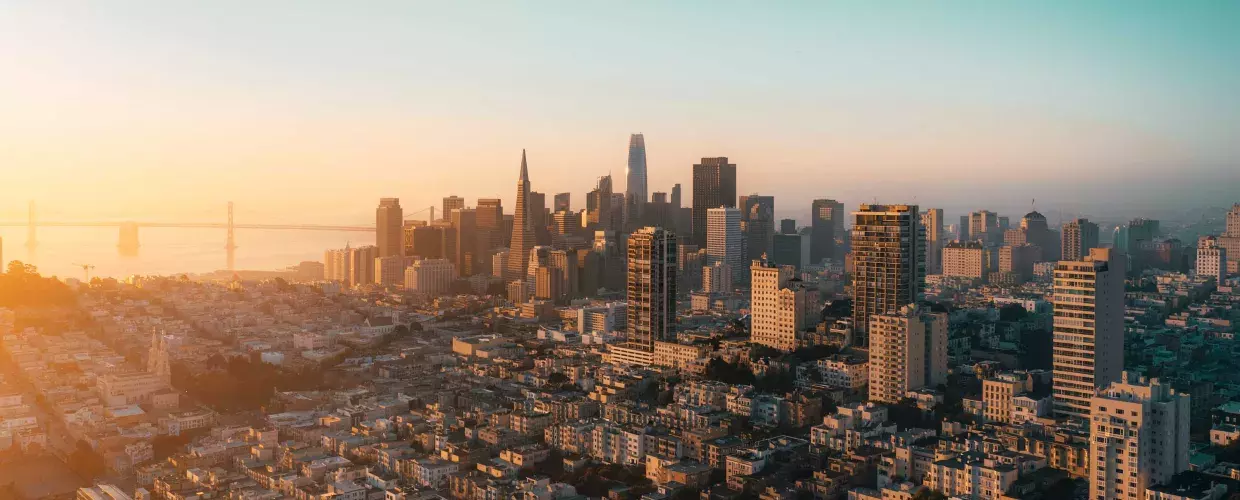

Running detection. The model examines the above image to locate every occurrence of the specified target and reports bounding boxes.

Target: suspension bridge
[0,202,375,271]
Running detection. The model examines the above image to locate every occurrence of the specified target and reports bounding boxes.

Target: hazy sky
[2,1,1238,225]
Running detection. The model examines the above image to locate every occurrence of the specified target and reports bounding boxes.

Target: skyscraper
[706,207,742,285]
[442,196,465,221]
[1053,247,1125,420]
[376,198,404,258]
[451,208,477,276]
[625,133,648,226]
[750,258,807,352]
[1220,204,1240,275]
[692,157,737,247]
[968,210,1001,244]
[627,227,678,349]
[920,209,944,274]
[347,245,379,288]
[744,199,775,263]
[850,204,924,347]
[780,218,797,235]
[1061,218,1100,261]
[554,192,571,212]
[507,150,534,282]
[587,175,613,231]
[868,304,947,404]
[1089,373,1189,500]
[811,199,845,263]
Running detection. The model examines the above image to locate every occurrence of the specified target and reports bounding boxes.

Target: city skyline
[3,2,1239,223]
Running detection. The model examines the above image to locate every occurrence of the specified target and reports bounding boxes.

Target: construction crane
[403,206,437,223]
[71,263,95,282]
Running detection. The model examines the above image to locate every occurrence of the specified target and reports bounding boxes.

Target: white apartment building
[816,356,869,392]
[707,207,742,285]
[1089,372,1190,500]
[750,260,805,351]
[923,452,1021,500]
[942,241,987,279]
[404,258,456,296]
[1197,236,1227,283]
[868,304,947,404]
[1053,247,1126,420]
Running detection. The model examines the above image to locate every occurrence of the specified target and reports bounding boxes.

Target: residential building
[405,259,456,296]
[626,227,678,350]
[1053,247,1125,420]
[1197,236,1227,282]
[851,204,925,347]
[1061,218,1100,261]
[707,207,743,284]
[942,241,987,280]
[868,304,947,404]
[1089,372,1190,500]
[750,259,807,351]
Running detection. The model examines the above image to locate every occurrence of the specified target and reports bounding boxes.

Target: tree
[548,372,569,385]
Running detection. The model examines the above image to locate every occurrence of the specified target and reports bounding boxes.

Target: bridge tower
[226,202,236,272]
[118,222,139,256]
[25,200,36,250]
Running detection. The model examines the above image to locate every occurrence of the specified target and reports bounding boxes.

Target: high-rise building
[750,259,806,351]
[678,244,703,292]
[942,241,987,279]
[771,232,810,271]
[1061,218,1100,261]
[549,249,580,300]
[587,175,614,230]
[703,261,732,293]
[868,304,947,403]
[920,209,944,274]
[998,244,1040,284]
[1089,373,1190,500]
[404,258,455,296]
[1018,210,1059,259]
[780,219,797,235]
[476,198,504,262]
[1126,218,1161,274]
[324,246,351,283]
[850,204,924,347]
[706,207,742,284]
[625,133,648,226]
[811,199,845,263]
[347,245,379,288]
[375,255,413,286]
[691,157,737,247]
[741,195,775,263]
[507,150,535,281]
[1197,236,1227,283]
[376,198,404,258]
[451,208,477,276]
[442,196,465,221]
[554,193,571,212]
[1053,247,1125,420]
[1220,204,1240,275]
[529,191,547,228]
[626,227,677,350]
[968,210,1001,244]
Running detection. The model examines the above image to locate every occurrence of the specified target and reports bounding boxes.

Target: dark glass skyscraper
[376,198,403,258]
[627,227,677,349]
[691,157,737,248]
[625,134,648,226]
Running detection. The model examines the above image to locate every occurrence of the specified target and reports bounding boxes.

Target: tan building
[1061,218,1100,261]
[703,262,732,293]
[653,341,708,371]
[1053,247,1125,420]
[868,304,947,403]
[1197,236,1227,282]
[921,209,945,275]
[1090,372,1190,500]
[404,258,455,296]
[998,243,1040,283]
[374,255,413,286]
[750,259,806,351]
[942,241,987,279]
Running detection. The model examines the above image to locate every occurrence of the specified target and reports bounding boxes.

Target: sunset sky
[2,1,1238,224]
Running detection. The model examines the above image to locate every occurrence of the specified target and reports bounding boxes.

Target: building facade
[692,158,737,247]
[1053,247,1125,420]
[850,204,925,347]
[867,304,947,404]
[627,227,678,350]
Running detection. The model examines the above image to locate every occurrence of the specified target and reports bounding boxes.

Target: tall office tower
[771,231,810,271]
[998,244,1039,284]
[374,255,412,286]
[443,196,465,221]
[625,133,648,226]
[1220,204,1240,274]
[554,193,571,212]
[745,201,775,262]
[347,245,379,288]
[968,210,1001,244]
[740,195,774,223]
[534,266,563,302]
[1126,218,1161,273]
[706,207,742,285]
[811,199,845,263]
[507,150,535,281]
[476,198,504,263]
[703,261,732,293]
[1017,210,1060,261]
[451,208,477,276]
[851,204,924,347]
[692,157,737,247]
[1053,247,1125,420]
[750,259,807,351]
[1197,236,1227,282]
[646,192,671,229]
[941,241,987,280]
[626,227,678,349]
[1089,373,1190,500]
[587,175,614,230]
[552,210,581,238]
[867,304,947,404]
[526,246,552,290]
[376,198,404,258]
[608,193,626,231]
[920,209,944,274]
[958,215,969,241]
[670,184,682,209]
[492,249,508,278]
[1061,218,1100,261]
[529,192,547,228]
[780,219,797,235]
[549,249,580,299]
[677,244,703,292]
